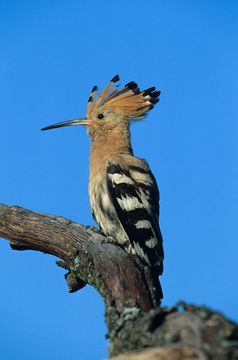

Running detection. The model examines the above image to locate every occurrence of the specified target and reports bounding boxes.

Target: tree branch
[0,203,160,311]
[1,203,237,359]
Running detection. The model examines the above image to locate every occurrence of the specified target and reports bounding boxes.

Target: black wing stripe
[131,227,154,240]
[125,207,152,222]
[113,183,141,200]
[108,164,129,175]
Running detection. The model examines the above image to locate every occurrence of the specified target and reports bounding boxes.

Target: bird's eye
[97,113,104,119]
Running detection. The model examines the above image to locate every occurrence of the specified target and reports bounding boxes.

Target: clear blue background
[0,1,237,359]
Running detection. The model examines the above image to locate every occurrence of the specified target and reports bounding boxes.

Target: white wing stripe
[135,220,152,229]
[145,238,157,248]
[117,195,143,211]
[108,173,134,186]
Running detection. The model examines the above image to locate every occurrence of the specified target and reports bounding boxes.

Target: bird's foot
[101,236,129,248]
[85,225,102,233]
[101,235,116,245]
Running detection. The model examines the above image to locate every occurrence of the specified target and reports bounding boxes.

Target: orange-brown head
[41,75,161,141]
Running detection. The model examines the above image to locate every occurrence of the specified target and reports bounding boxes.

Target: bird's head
[41,75,161,140]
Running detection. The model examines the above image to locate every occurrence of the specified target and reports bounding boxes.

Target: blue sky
[0,1,237,359]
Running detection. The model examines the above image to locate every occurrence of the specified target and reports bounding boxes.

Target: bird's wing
[106,158,163,273]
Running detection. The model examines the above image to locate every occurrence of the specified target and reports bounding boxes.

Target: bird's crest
[86,75,160,120]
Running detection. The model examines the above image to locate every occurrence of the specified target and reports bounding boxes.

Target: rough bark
[0,203,237,359]
[111,303,238,360]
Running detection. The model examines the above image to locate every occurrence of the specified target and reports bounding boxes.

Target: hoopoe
[42,75,164,282]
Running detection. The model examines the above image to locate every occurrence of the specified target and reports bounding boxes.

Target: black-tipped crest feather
[98,79,160,119]
[87,75,161,120]
[111,74,120,83]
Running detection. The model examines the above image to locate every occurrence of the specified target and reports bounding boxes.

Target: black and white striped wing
[106,162,164,274]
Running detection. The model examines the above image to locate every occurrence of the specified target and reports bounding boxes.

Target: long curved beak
[41,118,90,131]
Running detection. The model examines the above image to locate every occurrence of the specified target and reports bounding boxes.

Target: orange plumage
[87,75,161,120]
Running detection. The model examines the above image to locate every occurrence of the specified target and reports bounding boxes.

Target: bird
[41,75,164,291]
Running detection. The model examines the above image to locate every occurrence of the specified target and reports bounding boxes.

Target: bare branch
[0,203,159,313]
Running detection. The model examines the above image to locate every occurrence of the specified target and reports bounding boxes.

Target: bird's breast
[88,173,128,243]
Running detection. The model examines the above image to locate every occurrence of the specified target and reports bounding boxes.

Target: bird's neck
[89,123,133,175]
